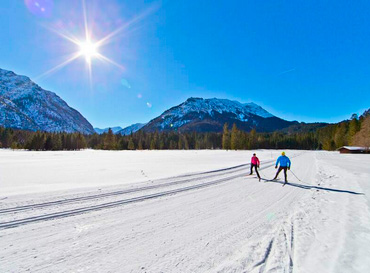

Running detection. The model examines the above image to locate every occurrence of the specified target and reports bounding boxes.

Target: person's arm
[257,157,260,167]
[275,156,280,168]
[288,158,291,169]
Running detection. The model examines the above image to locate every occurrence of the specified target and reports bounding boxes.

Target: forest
[0,110,369,151]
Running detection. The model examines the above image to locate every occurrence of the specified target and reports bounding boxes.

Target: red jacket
[251,156,260,165]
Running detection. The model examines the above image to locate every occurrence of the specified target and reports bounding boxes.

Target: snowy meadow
[0,149,369,272]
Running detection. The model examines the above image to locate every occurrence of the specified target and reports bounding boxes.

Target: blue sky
[1,0,370,128]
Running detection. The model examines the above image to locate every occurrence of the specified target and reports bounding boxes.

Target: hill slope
[0,68,94,134]
[117,123,146,135]
[142,97,296,132]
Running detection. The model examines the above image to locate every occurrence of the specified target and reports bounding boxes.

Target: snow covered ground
[0,150,369,272]
[0,149,289,197]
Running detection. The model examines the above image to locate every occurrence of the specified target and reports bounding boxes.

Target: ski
[261,178,276,183]
[261,178,287,187]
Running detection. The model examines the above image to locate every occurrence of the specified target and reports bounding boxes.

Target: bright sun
[78,41,99,63]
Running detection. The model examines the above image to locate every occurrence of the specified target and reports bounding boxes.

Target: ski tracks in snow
[290,152,370,273]
[213,153,314,273]
[0,160,280,229]
[2,151,369,272]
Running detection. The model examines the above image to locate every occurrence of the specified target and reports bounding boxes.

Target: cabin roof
[338,146,369,151]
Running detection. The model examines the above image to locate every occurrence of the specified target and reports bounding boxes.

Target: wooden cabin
[337,146,370,154]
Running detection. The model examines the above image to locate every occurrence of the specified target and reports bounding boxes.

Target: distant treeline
[0,111,369,151]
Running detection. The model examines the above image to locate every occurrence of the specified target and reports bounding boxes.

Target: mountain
[94,126,123,134]
[0,68,94,134]
[117,123,146,135]
[141,97,297,133]
[280,122,329,133]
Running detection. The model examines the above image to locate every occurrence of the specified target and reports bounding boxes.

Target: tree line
[0,110,368,151]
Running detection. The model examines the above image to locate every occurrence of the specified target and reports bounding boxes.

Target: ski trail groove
[0,162,270,214]
[254,239,274,269]
[0,154,303,230]
[0,171,257,230]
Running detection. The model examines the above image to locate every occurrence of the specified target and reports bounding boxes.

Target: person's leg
[283,167,287,181]
[255,165,261,179]
[250,164,253,175]
[274,167,283,179]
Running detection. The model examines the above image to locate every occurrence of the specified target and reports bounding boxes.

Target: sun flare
[36,0,159,85]
[78,40,99,63]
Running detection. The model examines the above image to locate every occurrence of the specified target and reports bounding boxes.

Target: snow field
[0,149,291,198]
[0,150,369,272]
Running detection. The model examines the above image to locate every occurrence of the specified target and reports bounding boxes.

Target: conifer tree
[222,123,230,150]
[159,139,165,149]
[103,128,116,150]
[44,135,53,150]
[230,123,238,150]
[52,134,63,150]
[334,123,348,148]
[150,139,156,150]
[249,128,257,149]
[128,138,135,150]
[178,137,183,150]
[348,114,361,143]
[138,139,143,150]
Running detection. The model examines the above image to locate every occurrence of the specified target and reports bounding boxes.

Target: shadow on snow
[265,180,364,195]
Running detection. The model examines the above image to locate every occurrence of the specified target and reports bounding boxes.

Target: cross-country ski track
[1,150,370,273]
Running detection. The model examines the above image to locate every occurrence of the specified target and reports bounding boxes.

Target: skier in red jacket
[250,153,261,181]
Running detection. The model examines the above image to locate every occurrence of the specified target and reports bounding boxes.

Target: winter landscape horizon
[1,1,370,273]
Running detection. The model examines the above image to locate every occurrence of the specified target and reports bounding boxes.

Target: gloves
[275,166,277,169]
[258,165,260,168]
[288,167,290,170]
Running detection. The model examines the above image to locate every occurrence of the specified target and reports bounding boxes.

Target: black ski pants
[274,166,288,181]
[250,164,260,179]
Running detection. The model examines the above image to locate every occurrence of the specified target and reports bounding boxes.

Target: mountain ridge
[0,68,94,134]
[94,127,123,134]
[117,123,146,135]
[141,97,297,133]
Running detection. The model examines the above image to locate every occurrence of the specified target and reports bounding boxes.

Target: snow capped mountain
[0,68,94,134]
[94,127,123,134]
[117,123,146,135]
[161,98,274,120]
[142,97,295,132]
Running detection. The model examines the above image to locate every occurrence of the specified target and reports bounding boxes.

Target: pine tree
[249,128,257,149]
[159,139,165,149]
[222,123,230,150]
[169,140,177,149]
[75,133,87,150]
[119,138,128,150]
[52,134,63,150]
[348,114,361,144]
[103,128,117,150]
[184,136,189,150]
[150,139,156,150]
[138,139,143,150]
[128,138,135,150]
[44,135,53,150]
[178,137,182,149]
[334,122,348,148]
[230,123,238,150]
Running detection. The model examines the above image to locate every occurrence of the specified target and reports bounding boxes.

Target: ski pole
[289,169,302,182]
[258,167,268,179]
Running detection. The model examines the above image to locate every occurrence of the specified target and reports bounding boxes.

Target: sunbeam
[35,52,81,80]
[96,53,125,71]
[37,0,160,87]
[95,3,160,48]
